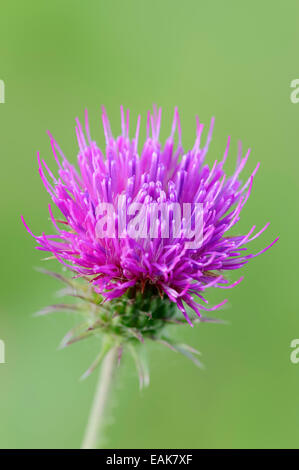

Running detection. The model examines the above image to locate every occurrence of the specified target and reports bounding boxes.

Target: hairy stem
[81,346,118,449]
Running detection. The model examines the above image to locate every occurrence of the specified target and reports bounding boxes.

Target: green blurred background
[0,0,298,449]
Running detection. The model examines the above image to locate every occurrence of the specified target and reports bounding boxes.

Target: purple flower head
[23,106,277,328]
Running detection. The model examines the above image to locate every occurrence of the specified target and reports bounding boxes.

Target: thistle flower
[23,104,276,322]
[22,105,277,448]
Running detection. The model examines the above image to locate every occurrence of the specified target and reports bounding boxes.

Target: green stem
[81,346,118,449]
